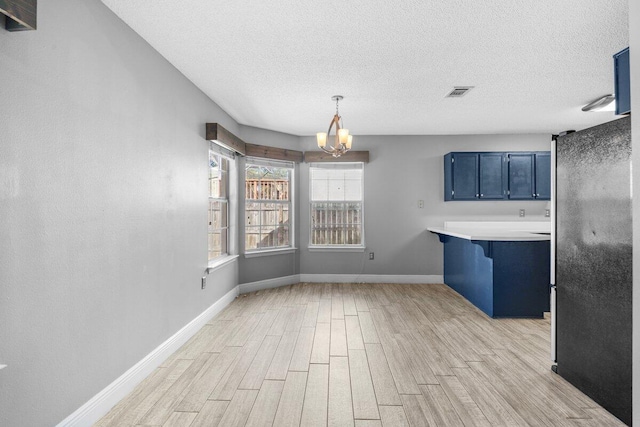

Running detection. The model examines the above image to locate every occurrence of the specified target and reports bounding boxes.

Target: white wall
[0,1,239,425]
[298,134,551,276]
[629,0,639,424]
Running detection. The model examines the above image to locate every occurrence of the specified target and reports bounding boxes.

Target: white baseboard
[300,274,443,284]
[239,274,301,293]
[57,285,240,427]
[239,274,443,294]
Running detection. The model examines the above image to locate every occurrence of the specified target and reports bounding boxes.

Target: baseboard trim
[300,274,443,284]
[57,285,240,427]
[239,274,443,294]
[239,274,301,293]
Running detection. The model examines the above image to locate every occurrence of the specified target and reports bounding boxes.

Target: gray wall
[298,134,551,276]
[237,126,301,283]
[630,0,639,423]
[0,1,239,426]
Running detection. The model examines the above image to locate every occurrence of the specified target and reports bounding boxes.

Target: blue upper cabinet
[479,153,506,199]
[534,153,551,199]
[614,48,630,115]
[507,153,534,199]
[445,152,479,200]
[445,151,550,201]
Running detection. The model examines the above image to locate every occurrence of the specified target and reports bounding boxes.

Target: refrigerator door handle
[550,284,557,362]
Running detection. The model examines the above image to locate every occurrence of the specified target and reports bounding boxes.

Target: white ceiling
[100,0,628,136]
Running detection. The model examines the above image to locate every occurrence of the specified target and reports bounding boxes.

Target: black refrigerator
[553,116,632,425]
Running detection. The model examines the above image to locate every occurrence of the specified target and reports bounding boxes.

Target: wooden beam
[1,0,36,31]
[245,143,303,163]
[303,151,370,163]
[206,123,246,156]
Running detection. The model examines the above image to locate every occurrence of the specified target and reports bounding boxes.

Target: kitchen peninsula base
[429,222,551,318]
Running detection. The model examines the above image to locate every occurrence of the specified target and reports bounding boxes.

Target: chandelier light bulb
[317,132,327,148]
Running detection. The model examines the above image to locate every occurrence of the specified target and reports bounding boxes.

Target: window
[309,162,364,247]
[245,157,294,251]
[208,150,229,260]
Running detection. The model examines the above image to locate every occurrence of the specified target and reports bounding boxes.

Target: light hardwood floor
[96,283,625,427]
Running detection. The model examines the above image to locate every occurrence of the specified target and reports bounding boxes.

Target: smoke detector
[446,86,474,98]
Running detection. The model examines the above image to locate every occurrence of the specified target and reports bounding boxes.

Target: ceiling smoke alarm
[446,86,474,98]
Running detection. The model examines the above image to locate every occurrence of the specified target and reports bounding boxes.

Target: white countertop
[427,221,551,241]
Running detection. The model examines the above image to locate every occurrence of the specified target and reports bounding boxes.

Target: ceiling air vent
[446,86,474,98]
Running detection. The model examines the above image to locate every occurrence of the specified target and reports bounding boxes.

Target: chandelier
[316,95,353,157]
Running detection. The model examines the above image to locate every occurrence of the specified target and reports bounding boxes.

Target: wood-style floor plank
[310,321,331,364]
[245,380,284,427]
[349,349,380,420]
[189,400,228,427]
[364,343,402,406]
[272,371,308,426]
[329,356,354,427]
[301,364,329,427]
[161,411,197,427]
[265,329,298,380]
[289,326,316,372]
[216,389,259,427]
[139,353,211,425]
[379,405,409,427]
[97,282,626,427]
[330,318,348,357]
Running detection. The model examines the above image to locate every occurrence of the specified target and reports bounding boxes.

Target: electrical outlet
[201,276,207,290]
[545,209,550,217]
[369,252,374,260]
[519,209,525,217]
[418,200,424,209]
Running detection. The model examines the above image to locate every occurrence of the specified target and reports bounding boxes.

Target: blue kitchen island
[429,222,551,318]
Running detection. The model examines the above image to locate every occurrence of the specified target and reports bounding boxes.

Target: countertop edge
[427,227,551,242]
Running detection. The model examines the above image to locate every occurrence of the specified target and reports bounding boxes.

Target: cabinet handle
[480,194,484,197]
[532,193,536,197]
[476,194,479,197]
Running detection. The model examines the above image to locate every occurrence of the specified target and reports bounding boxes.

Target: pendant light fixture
[316,95,353,157]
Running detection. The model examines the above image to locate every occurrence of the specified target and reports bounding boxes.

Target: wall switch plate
[519,209,525,217]
[201,276,207,290]
[545,209,550,217]
[418,200,424,208]
[369,252,374,260]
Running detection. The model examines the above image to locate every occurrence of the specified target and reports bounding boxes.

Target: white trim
[308,246,365,252]
[57,285,240,427]
[244,247,297,258]
[300,274,443,284]
[239,274,301,293]
[207,254,239,273]
[238,274,443,294]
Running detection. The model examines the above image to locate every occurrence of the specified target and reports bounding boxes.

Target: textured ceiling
[100,0,628,136]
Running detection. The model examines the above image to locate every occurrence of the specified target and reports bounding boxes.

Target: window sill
[207,254,239,273]
[308,246,366,253]
[244,247,297,258]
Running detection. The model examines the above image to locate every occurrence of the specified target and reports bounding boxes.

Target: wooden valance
[245,143,303,163]
[304,150,369,163]
[1,0,37,31]
[206,123,246,156]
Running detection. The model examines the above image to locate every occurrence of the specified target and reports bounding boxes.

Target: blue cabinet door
[452,153,478,200]
[534,153,551,200]
[479,153,505,199]
[508,153,535,199]
[614,48,630,115]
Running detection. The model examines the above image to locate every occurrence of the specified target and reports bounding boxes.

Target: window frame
[244,157,295,255]
[208,148,231,262]
[308,162,365,251]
